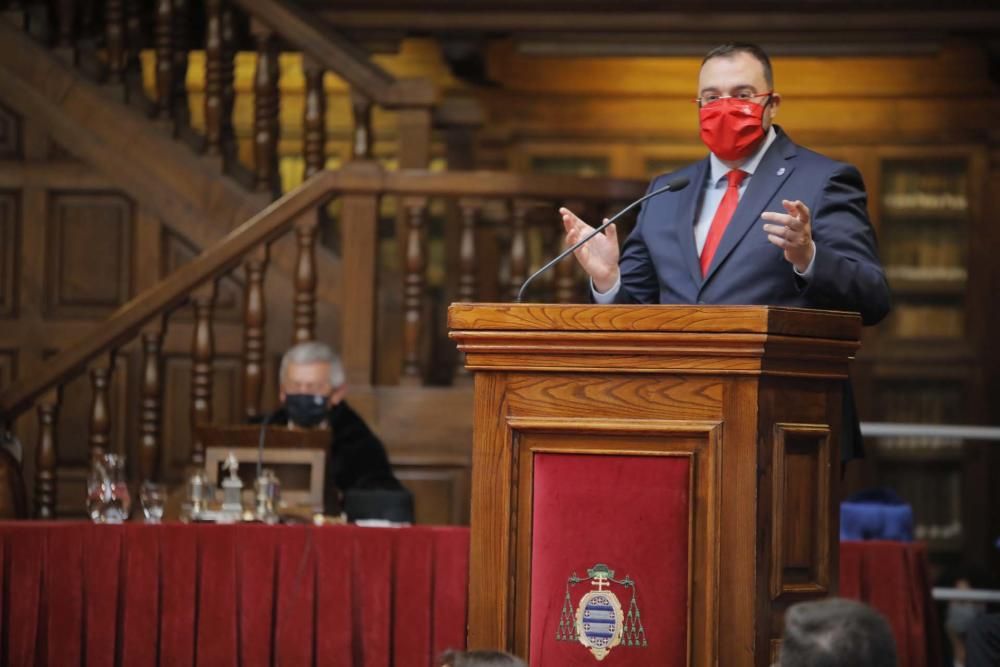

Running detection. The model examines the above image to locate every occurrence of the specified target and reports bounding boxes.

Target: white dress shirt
[592,126,816,303]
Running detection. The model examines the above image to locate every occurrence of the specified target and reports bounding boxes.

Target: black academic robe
[266,401,402,514]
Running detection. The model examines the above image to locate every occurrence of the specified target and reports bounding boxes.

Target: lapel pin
[776,167,786,176]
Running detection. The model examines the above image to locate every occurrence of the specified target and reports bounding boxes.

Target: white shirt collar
[708,125,778,186]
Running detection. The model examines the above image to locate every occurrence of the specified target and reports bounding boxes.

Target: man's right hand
[559,207,620,293]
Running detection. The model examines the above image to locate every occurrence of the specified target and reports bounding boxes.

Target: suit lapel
[702,132,797,286]
[676,158,708,288]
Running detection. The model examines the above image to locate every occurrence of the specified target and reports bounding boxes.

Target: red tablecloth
[0,522,469,667]
[840,540,942,667]
[0,523,939,666]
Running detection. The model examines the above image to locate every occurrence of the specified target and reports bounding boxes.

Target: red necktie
[700,169,748,277]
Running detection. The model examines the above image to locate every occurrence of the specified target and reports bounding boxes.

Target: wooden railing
[0,162,645,518]
[14,0,437,195]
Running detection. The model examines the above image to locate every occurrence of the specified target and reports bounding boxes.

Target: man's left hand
[762,199,815,272]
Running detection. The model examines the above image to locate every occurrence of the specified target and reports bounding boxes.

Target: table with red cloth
[0,522,941,666]
[0,522,469,667]
[840,540,942,667]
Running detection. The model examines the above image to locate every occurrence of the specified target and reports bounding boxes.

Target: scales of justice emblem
[556,563,647,661]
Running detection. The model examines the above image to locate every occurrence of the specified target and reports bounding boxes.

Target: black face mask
[284,393,329,428]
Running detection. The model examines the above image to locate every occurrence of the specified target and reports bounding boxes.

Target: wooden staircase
[0,0,648,524]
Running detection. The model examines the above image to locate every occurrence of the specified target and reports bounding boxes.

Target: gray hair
[279,342,345,388]
[780,598,897,667]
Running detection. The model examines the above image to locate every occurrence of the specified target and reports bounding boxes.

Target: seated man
[272,341,405,516]
[779,598,897,667]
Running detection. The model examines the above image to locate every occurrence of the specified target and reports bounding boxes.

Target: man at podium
[560,42,891,327]
[560,42,890,460]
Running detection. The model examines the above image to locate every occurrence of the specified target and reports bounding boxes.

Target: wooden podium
[449,304,861,667]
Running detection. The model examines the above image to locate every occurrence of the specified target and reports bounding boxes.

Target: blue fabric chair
[840,488,914,542]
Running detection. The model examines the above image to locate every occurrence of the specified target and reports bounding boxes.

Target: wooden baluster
[508,200,529,301]
[170,0,189,125]
[2,1,27,31]
[243,247,268,421]
[453,198,481,381]
[351,92,373,160]
[53,0,77,61]
[152,0,173,120]
[458,199,480,304]
[35,392,60,519]
[80,0,97,40]
[203,0,224,155]
[251,20,279,194]
[402,197,428,383]
[104,0,125,84]
[190,285,216,465]
[303,59,327,178]
[125,0,143,72]
[293,210,318,344]
[139,325,164,483]
[219,2,236,151]
[88,364,112,458]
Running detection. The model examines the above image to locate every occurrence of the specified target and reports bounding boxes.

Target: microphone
[256,409,281,480]
[515,176,691,303]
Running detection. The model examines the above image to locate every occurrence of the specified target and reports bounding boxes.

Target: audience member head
[436,649,528,667]
[780,598,897,667]
[279,341,346,428]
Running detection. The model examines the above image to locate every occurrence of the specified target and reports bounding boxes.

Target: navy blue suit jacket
[612,127,890,460]
[615,127,891,327]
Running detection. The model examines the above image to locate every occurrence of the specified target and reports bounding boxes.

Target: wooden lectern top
[449,303,861,380]
[449,303,860,339]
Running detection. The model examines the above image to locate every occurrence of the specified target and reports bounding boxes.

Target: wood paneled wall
[0,109,282,515]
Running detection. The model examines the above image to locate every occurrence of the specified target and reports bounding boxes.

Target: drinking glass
[86,452,131,523]
[140,482,166,523]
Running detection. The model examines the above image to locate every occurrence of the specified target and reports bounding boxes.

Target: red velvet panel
[84,524,123,667]
[120,525,161,667]
[7,525,44,667]
[0,522,469,667]
[393,527,434,664]
[159,524,198,666]
[238,524,280,667]
[45,524,84,666]
[839,541,941,667]
[431,528,469,658]
[529,453,690,666]
[275,526,317,665]
[198,524,239,667]
[354,528,394,667]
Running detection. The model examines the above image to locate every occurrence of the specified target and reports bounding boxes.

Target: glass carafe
[86,452,132,523]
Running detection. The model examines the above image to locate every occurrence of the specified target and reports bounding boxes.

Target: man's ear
[279,390,287,403]
[767,92,781,122]
[329,385,348,406]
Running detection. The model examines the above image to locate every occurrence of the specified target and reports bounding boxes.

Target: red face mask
[698,96,771,162]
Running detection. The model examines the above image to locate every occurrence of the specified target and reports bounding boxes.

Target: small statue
[220,451,244,513]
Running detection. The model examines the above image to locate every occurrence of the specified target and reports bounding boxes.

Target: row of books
[914,522,963,541]
[883,191,968,213]
[876,438,963,452]
[884,466,962,539]
[888,305,964,338]
[882,230,966,270]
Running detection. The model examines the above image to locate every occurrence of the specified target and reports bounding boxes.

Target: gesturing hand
[762,199,815,273]
[559,207,620,293]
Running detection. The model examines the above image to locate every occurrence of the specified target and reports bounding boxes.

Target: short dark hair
[436,650,528,667]
[780,598,897,667]
[702,42,774,89]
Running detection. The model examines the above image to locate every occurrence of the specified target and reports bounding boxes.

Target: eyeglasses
[693,91,773,108]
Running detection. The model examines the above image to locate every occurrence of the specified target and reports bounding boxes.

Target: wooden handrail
[0,162,646,421]
[231,0,435,108]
